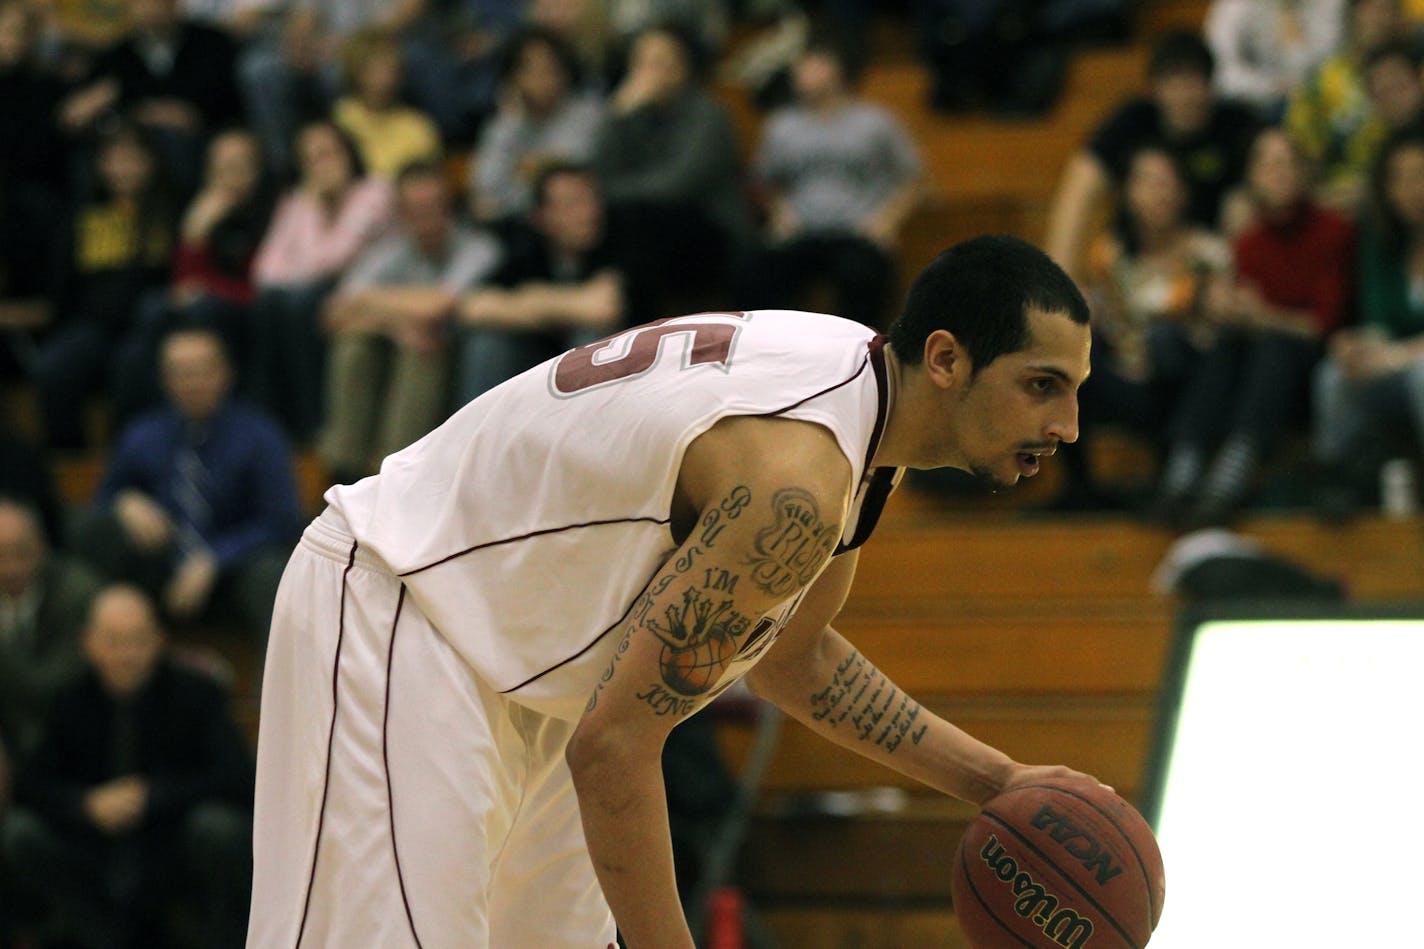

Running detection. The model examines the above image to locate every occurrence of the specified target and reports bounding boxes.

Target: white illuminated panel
[1151,619,1424,947]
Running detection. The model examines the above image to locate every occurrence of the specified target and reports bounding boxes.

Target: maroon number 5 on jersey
[552,313,747,395]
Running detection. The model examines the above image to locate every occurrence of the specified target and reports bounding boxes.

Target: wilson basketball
[951,777,1165,949]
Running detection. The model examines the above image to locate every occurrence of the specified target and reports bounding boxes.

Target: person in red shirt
[1167,126,1355,526]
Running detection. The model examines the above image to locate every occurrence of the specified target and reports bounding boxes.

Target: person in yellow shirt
[332,26,441,181]
[1284,0,1412,212]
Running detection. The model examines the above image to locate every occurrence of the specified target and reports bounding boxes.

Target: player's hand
[995,763,1112,803]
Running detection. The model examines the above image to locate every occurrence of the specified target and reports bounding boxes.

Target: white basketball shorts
[247,510,617,948]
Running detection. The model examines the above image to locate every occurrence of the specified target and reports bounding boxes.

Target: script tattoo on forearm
[809,650,928,754]
[746,488,839,598]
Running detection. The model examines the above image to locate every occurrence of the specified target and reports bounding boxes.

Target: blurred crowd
[1047,0,1424,527]
[2,0,1424,946]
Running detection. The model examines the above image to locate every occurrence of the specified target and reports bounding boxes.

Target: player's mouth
[1016,447,1055,478]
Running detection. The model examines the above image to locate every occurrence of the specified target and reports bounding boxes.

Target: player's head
[888,235,1088,373]
[886,235,1090,488]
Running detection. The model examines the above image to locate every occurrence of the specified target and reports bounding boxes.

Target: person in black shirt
[1046,29,1261,281]
[454,162,640,404]
[0,584,252,949]
[59,0,242,199]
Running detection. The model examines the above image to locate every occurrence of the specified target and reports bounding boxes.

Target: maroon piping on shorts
[294,540,358,948]
[383,585,425,948]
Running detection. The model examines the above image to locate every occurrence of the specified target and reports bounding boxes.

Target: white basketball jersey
[326,309,901,720]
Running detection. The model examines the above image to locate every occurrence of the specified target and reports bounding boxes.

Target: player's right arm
[564,416,852,949]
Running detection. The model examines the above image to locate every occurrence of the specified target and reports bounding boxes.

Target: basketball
[951,777,1165,949]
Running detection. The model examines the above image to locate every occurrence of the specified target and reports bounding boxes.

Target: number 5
[552,314,745,395]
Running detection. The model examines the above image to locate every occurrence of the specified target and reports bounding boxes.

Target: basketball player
[247,235,1100,948]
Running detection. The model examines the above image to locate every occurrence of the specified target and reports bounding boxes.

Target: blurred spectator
[320,161,500,480]
[0,584,252,949]
[246,119,393,442]
[0,0,69,200]
[455,162,630,404]
[239,0,515,172]
[0,499,102,762]
[1164,128,1355,525]
[33,123,176,451]
[593,22,749,313]
[0,176,68,390]
[39,0,130,82]
[59,0,243,198]
[1063,145,1235,512]
[113,128,276,424]
[914,0,1128,117]
[332,26,441,180]
[1313,125,1424,515]
[1045,30,1260,281]
[398,0,527,144]
[738,37,921,329]
[1284,0,1410,213]
[527,0,615,79]
[236,0,409,175]
[605,0,729,59]
[0,427,64,546]
[1363,37,1424,134]
[1205,0,1345,120]
[72,326,300,642]
[177,0,281,37]
[470,25,605,228]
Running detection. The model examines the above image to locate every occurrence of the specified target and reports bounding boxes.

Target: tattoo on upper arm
[810,650,928,754]
[747,488,840,598]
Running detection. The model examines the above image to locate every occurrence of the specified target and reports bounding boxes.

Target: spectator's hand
[182,186,239,243]
[768,202,799,242]
[391,307,451,355]
[115,490,175,551]
[1342,335,1412,381]
[858,209,900,250]
[169,279,207,308]
[612,67,665,114]
[134,97,201,132]
[84,776,149,834]
[165,549,218,620]
[577,271,624,329]
[59,79,119,132]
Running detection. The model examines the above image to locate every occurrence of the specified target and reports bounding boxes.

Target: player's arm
[746,550,1096,805]
[564,417,852,949]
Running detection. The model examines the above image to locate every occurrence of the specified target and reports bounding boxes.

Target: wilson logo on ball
[977,834,1095,948]
[1030,804,1124,886]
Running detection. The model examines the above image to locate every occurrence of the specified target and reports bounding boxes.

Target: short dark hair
[499,25,584,88]
[1148,30,1214,81]
[1364,36,1422,76]
[886,235,1089,372]
[531,160,598,207]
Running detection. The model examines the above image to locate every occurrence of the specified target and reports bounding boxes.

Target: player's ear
[922,329,971,391]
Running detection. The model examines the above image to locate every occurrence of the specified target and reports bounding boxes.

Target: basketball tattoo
[602,482,842,719]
